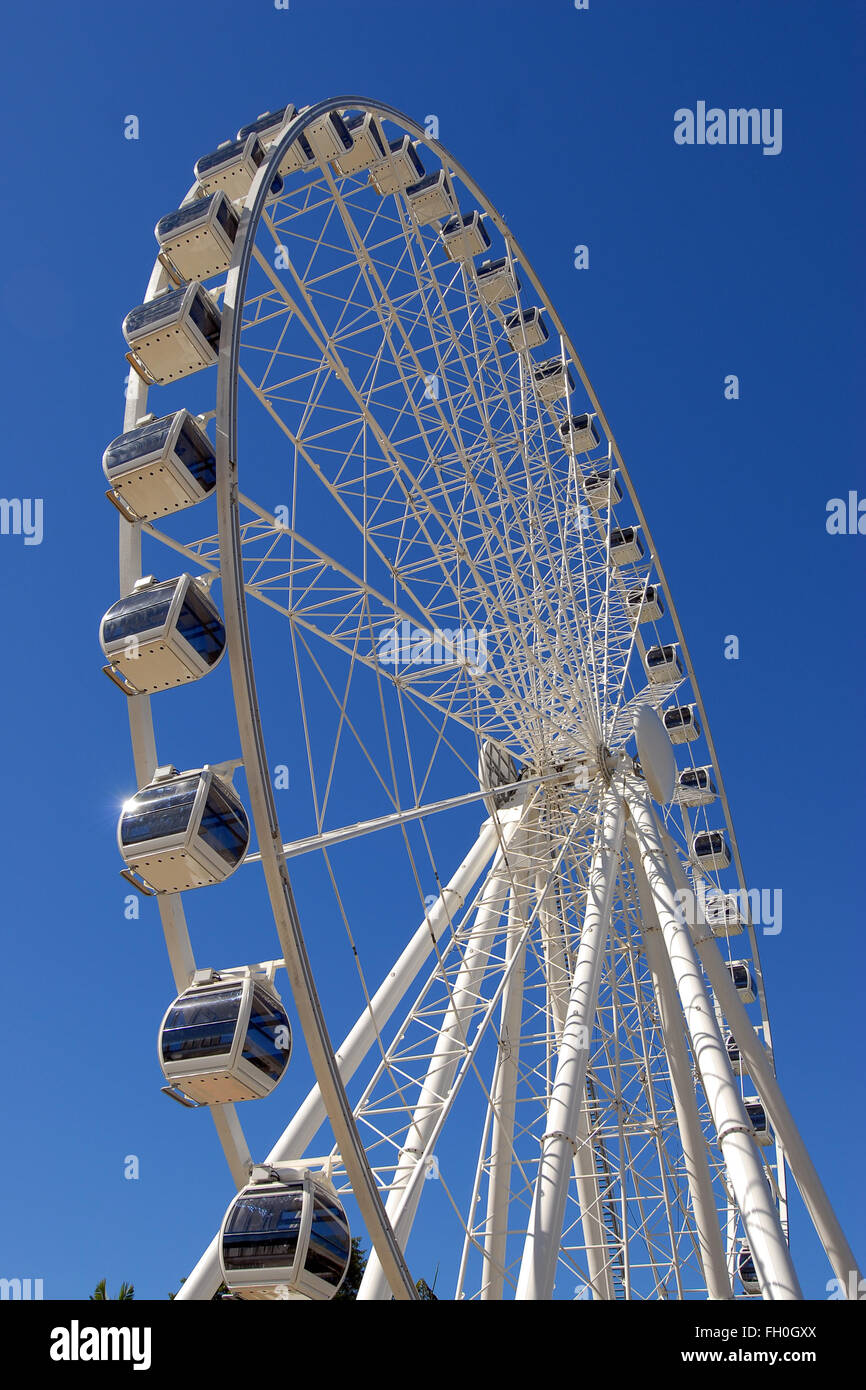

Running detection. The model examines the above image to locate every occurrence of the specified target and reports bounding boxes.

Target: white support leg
[516,788,625,1301]
[481,821,533,1299]
[659,830,863,1298]
[627,830,732,1299]
[174,816,505,1300]
[626,783,802,1300]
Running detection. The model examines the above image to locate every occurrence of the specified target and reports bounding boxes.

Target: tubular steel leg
[626,783,802,1301]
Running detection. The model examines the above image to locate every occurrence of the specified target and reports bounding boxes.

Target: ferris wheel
[101,96,860,1302]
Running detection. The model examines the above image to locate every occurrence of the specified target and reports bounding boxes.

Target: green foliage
[90,1278,134,1300]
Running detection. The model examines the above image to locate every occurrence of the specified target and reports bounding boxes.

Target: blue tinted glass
[104,416,174,473]
[102,588,174,644]
[198,785,248,865]
[306,1199,350,1284]
[120,777,199,845]
[161,986,242,1063]
[223,1190,303,1270]
[176,589,225,665]
[174,419,216,490]
[242,988,290,1081]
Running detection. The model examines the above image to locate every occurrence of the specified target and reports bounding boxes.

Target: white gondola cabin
[737,1247,761,1295]
[335,112,387,175]
[609,526,645,567]
[369,136,425,195]
[441,210,491,262]
[159,972,291,1103]
[626,582,664,623]
[663,703,701,744]
[155,192,239,282]
[194,134,267,200]
[474,257,520,305]
[727,959,757,1003]
[478,739,520,815]
[584,468,623,510]
[220,1167,351,1300]
[645,643,683,683]
[559,414,600,455]
[704,891,743,937]
[123,283,221,385]
[725,1032,746,1077]
[532,357,575,403]
[306,110,353,165]
[237,106,296,148]
[743,1097,771,1146]
[405,169,457,224]
[675,766,717,806]
[504,306,548,352]
[100,574,225,695]
[693,830,732,872]
[103,410,215,521]
[118,765,249,894]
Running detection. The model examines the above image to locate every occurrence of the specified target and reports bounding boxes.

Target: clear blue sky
[0,0,862,1300]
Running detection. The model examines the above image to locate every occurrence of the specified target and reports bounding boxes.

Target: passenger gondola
[645,643,683,683]
[159,970,291,1103]
[727,960,757,1003]
[194,133,267,200]
[155,192,239,282]
[693,830,732,871]
[626,581,664,623]
[335,112,387,175]
[474,257,520,304]
[305,110,353,165]
[237,106,297,147]
[100,574,226,695]
[102,409,216,521]
[743,1096,771,1146]
[703,891,743,937]
[220,1166,351,1300]
[737,1246,761,1295]
[559,413,600,454]
[532,356,575,404]
[123,283,221,385]
[405,169,457,224]
[663,703,701,744]
[441,210,491,262]
[504,306,548,352]
[609,526,644,567]
[675,766,717,806]
[117,764,250,893]
[584,468,623,509]
[369,135,425,196]
[725,1031,746,1077]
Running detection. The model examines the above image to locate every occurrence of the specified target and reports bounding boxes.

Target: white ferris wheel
[101,96,860,1302]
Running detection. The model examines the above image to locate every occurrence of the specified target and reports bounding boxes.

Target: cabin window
[102,588,173,644]
[223,1192,304,1269]
[161,986,243,1063]
[242,988,291,1080]
[176,589,225,664]
[121,776,200,845]
[175,421,216,489]
[199,785,248,865]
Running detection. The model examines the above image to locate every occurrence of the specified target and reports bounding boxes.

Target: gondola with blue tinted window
[743,1096,771,1146]
[155,192,239,282]
[585,468,623,510]
[99,574,225,695]
[220,1166,351,1300]
[663,703,701,744]
[704,891,743,936]
[609,526,644,567]
[194,133,267,200]
[237,106,297,147]
[559,413,600,454]
[532,356,574,403]
[159,970,291,1104]
[441,210,491,263]
[369,135,425,196]
[335,112,387,175]
[675,766,717,806]
[123,283,221,385]
[626,581,663,623]
[305,110,353,165]
[118,764,249,894]
[474,258,520,305]
[504,306,548,352]
[645,643,683,683]
[727,960,757,1003]
[103,410,215,521]
[693,830,731,872]
[737,1246,761,1295]
[405,169,457,224]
